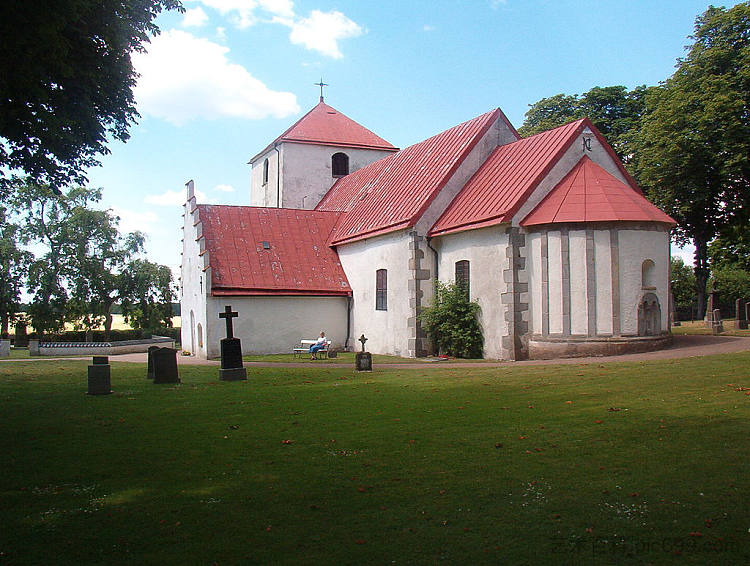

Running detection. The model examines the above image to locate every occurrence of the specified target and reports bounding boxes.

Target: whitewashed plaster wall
[203,295,349,358]
[180,185,209,358]
[250,147,281,207]
[527,233,543,335]
[432,225,510,359]
[569,230,588,334]
[337,230,413,357]
[619,229,670,335]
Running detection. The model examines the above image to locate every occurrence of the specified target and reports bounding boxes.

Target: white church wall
[180,192,209,358]
[250,147,281,207]
[594,230,614,335]
[337,230,413,357]
[618,229,670,335]
[203,295,349,358]
[526,233,543,335]
[569,230,588,335]
[432,225,510,359]
[280,144,393,210]
[547,231,563,334]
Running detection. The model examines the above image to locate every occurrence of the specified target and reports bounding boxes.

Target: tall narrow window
[376,269,387,311]
[262,158,269,185]
[455,260,470,298]
[332,152,349,177]
[642,259,656,289]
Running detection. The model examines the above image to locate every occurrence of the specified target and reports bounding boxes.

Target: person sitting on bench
[309,331,327,359]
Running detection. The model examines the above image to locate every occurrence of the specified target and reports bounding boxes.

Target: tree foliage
[670,257,697,320]
[120,259,175,332]
[635,2,750,318]
[419,282,483,358]
[0,205,32,337]
[0,0,183,192]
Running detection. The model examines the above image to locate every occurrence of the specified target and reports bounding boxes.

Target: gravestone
[355,334,372,372]
[152,347,180,384]
[87,356,112,395]
[218,305,247,381]
[711,309,723,335]
[146,345,160,379]
[735,299,748,330]
[0,339,10,358]
[705,286,719,328]
[14,322,28,347]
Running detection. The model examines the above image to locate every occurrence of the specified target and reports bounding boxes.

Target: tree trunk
[1,314,8,339]
[693,237,710,320]
[104,303,113,342]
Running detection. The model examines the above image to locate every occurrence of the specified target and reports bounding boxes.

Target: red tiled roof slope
[318,109,503,245]
[197,205,351,296]
[429,119,587,236]
[521,156,676,226]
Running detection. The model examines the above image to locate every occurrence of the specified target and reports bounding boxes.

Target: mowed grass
[672,319,750,337]
[0,354,748,565]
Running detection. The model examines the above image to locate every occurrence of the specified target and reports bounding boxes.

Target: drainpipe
[273,143,281,207]
[345,295,352,350]
[426,237,439,281]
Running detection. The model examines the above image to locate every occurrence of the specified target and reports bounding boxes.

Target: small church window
[642,259,656,289]
[263,158,269,185]
[332,152,349,177]
[376,269,387,311]
[455,260,470,299]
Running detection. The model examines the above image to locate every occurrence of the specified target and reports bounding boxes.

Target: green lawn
[1,354,748,565]
[672,320,750,337]
[241,351,489,364]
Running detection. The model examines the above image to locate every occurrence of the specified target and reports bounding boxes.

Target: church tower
[249,98,397,209]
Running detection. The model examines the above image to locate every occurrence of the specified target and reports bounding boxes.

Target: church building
[181,97,675,360]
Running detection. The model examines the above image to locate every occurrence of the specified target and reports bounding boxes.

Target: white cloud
[144,188,210,206]
[197,0,294,28]
[182,6,209,27]
[423,24,436,32]
[283,10,362,59]
[133,30,299,125]
[213,184,235,193]
[110,206,161,235]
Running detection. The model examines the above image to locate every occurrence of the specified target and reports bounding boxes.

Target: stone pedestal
[355,352,372,372]
[28,339,39,356]
[146,345,159,379]
[219,338,247,381]
[87,356,112,395]
[152,347,180,384]
[711,309,723,335]
[0,339,9,358]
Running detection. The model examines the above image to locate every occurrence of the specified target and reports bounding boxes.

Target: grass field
[672,319,750,337]
[1,354,748,565]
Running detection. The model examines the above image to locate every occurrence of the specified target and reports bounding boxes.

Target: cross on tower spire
[314,78,328,102]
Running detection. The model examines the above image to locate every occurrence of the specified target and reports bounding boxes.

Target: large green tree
[119,259,175,333]
[635,2,750,319]
[0,205,32,337]
[0,0,182,193]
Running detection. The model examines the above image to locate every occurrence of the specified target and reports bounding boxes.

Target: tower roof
[250,102,397,162]
[521,156,676,226]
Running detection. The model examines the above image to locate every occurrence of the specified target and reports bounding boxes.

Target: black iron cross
[314,78,328,102]
[358,334,368,352]
[219,305,238,339]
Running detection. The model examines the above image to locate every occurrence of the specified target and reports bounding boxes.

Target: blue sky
[86,0,740,277]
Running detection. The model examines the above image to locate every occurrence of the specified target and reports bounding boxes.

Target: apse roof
[521,156,676,226]
[196,205,351,296]
[317,108,504,245]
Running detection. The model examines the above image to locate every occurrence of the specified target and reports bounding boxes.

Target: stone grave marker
[0,339,10,358]
[14,321,28,347]
[355,334,372,372]
[218,305,247,381]
[711,309,724,335]
[705,286,719,328]
[87,356,112,395]
[152,347,180,384]
[146,345,160,379]
[735,299,748,330]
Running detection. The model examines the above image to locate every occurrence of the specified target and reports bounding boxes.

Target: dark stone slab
[147,345,159,379]
[152,347,180,384]
[736,299,748,329]
[220,338,244,369]
[219,367,247,381]
[355,352,372,372]
[87,358,112,395]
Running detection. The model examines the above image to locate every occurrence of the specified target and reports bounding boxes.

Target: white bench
[293,339,332,359]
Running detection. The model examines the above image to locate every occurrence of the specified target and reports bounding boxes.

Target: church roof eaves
[249,101,397,163]
[320,108,503,246]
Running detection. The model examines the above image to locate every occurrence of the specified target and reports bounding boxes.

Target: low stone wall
[526,334,673,360]
[29,336,175,356]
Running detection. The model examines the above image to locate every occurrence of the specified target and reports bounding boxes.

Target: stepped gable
[317,108,503,246]
[251,102,397,162]
[521,156,676,226]
[429,118,641,236]
[196,205,351,296]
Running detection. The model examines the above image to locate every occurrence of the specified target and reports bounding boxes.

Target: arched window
[455,260,470,299]
[642,259,656,289]
[197,323,204,349]
[376,269,387,311]
[262,158,269,185]
[332,152,349,177]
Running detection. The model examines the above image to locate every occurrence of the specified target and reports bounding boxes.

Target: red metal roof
[317,109,503,245]
[428,118,643,236]
[197,205,351,296]
[521,156,676,226]
[251,102,397,162]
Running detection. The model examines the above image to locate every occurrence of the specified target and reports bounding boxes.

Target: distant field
[55,315,182,332]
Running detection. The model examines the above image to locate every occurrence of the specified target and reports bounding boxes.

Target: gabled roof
[428,118,640,237]
[521,156,676,227]
[250,101,397,162]
[197,205,351,296]
[317,108,503,246]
